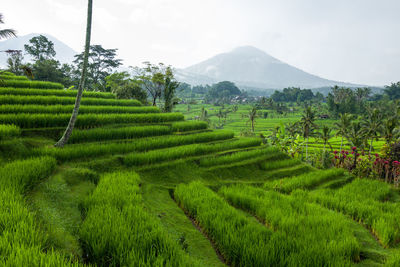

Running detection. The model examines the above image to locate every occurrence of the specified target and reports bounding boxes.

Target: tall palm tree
[0,14,16,40]
[334,113,353,152]
[361,108,383,156]
[345,121,365,149]
[381,116,399,146]
[300,106,316,161]
[247,106,258,132]
[55,0,93,147]
[318,125,333,152]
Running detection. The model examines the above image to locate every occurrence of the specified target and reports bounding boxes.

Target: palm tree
[0,14,16,40]
[345,121,365,149]
[334,113,353,152]
[246,107,258,132]
[318,125,333,152]
[381,116,399,146]
[361,108,383,156]
[55,0,93,147]
[300,106,317,161]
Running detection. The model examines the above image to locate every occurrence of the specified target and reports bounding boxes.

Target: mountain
[0,33,77,66]
[178,46,363,89]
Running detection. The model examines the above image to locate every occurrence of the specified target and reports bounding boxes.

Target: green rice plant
[263,164,313,179]
[0,80,64,89]
[171,121,208,132]
[0,87,115,99]
[0,104,160,114]
[0,95,141,106]
[0,75,29,80]
[265,168,347,193]
[40,131,235,161]
[219,184,361,265]
[124,138,261,166]
[386,251,400,266]
[0,124,20,140]
[69,125,172,143]
[0,157,76,266]
[261,158,302,172]
[308,179,400,247]
[0,157,56,193]
[199,146,283,167]
[0,113,183,128]
[80,171,200,266]
[0,71,15,76]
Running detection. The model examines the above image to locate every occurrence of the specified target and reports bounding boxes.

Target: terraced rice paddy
[1,75,399,265]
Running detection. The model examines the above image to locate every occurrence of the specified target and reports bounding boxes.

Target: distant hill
[0,33,77,66]
[177,46,365,90]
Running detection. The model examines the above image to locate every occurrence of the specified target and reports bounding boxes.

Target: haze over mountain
[0,33,77,66]
[177,46,363,90]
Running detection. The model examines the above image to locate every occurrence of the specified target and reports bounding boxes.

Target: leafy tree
[6,50,24,75]
[30,59,74,86]
[334,113,353,152]
[384,82,400,100]
[205,81,241,104]
[55,0,93,147]
[361,108,383,156]
[105,72,147,103]
[73,44,122,91]
[0,13,16,40]
[327,86,358,116]
[24,35,56,61]
[300,106,317,161]
[163,67,179,112]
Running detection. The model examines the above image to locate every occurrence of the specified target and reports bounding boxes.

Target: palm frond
[0,29,17,40]
[0,13,4,24]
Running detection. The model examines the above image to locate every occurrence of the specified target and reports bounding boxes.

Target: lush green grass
[0,80,64,89]
[124,138,261,166]
[69,125,172,143]
[0,87,115,98]
[171,121,208,132]
[219,184,361,265]
[0,94,141,106]
[0,157,77,266]
[40,131,235,161]
[0,113,183,128]
[80,171,201,266]
[198,146,284,167]
[307,179,400,247]
[261,158,302,171]
[0,74,29,80]
[0,104,160,114]
[0,124,20,140]
[264,168,348,193]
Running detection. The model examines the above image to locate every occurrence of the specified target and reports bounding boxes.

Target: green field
[1,75,399,266]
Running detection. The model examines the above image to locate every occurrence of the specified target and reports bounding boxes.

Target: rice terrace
[1,1,400,266]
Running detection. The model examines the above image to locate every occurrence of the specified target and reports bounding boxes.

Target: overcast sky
[2,0,400,86]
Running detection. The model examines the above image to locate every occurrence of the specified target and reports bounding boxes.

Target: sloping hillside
[0,72,399,266]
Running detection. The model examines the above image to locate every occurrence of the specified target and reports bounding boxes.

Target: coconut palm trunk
[340,137,343,152]
[306,136,309,161]
[369,138,373,157]
[55,0,93,147]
